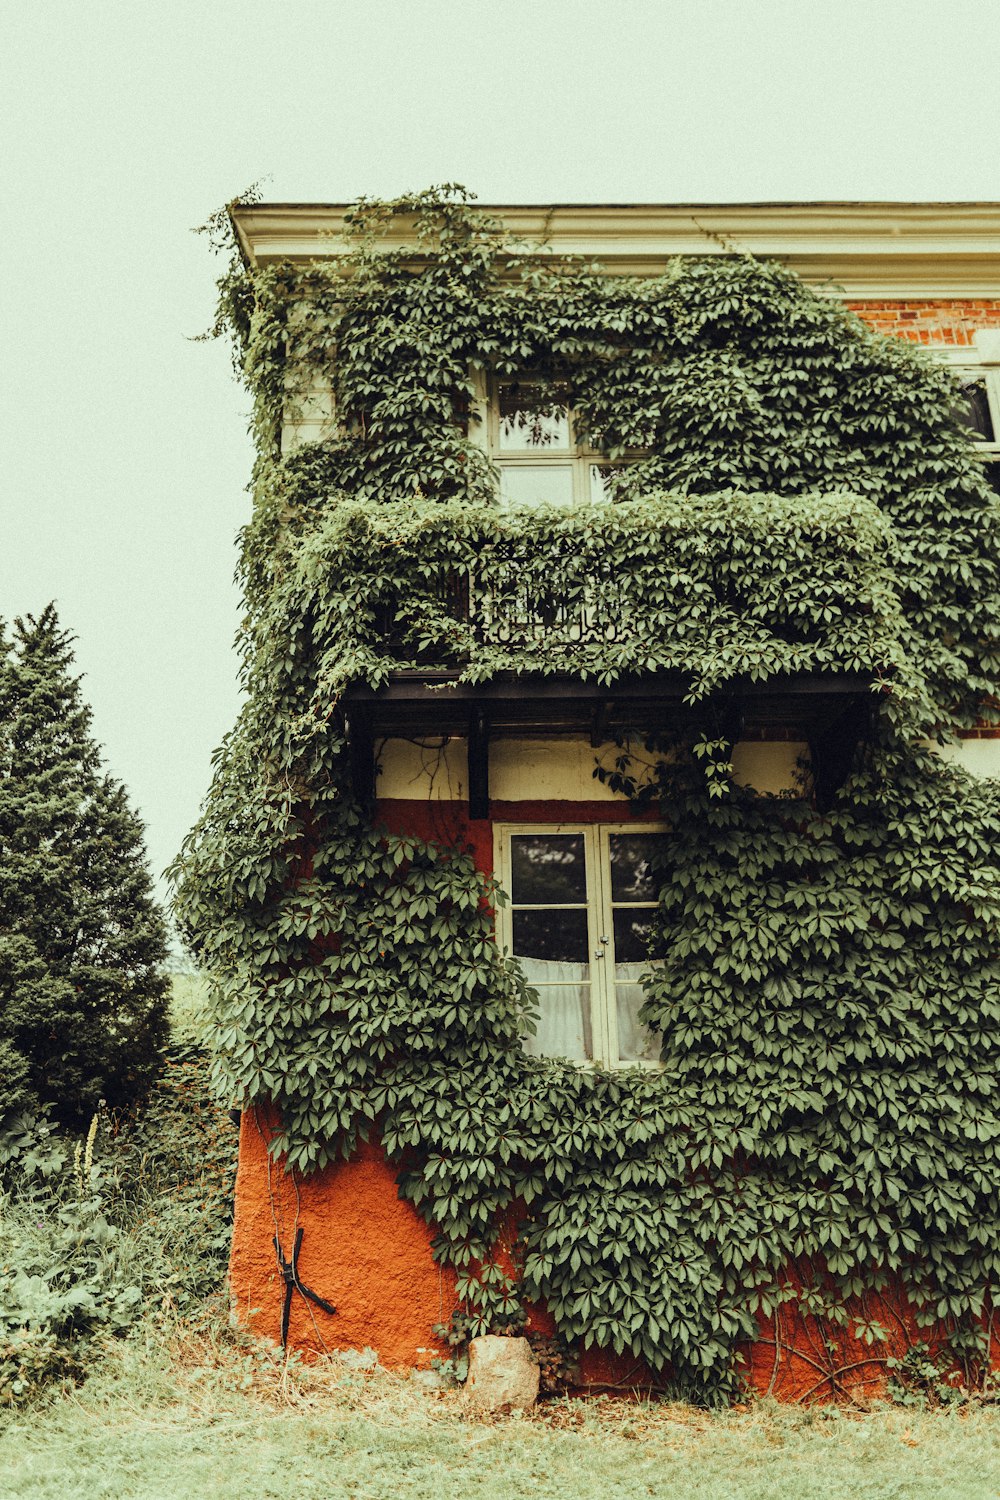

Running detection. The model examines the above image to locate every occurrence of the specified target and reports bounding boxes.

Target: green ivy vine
[172,187,1000,1400]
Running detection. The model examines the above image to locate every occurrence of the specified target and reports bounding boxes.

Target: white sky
[4,0,1000,916]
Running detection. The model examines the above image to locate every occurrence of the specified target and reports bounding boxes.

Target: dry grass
[3,1317,999,1500]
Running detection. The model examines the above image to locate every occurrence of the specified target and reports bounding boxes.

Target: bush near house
[0,975,236,1408]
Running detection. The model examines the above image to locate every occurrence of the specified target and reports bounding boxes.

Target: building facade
[200,199,1000,1399]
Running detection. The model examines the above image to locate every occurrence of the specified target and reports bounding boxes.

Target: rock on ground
[464,1335,540,1413]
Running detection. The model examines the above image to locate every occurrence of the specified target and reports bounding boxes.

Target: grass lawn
[2,1322,999,1500]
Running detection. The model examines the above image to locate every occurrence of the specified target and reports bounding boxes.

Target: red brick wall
[847,299,1000,344]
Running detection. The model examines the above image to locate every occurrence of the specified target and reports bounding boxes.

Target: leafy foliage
[0,1033,237,1407]
[0,1113,141,1406]
[173,188,1000,1399]
[266,491,914,702]
[228,185,1000,724]
[0,607,169,1127]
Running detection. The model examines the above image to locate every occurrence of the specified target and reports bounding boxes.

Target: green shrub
[107,1040,238,1307]
[0,1330,81,1408]
[0,1029,237,1408]
[0,1114,141,1406]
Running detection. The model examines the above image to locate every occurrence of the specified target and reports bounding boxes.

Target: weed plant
[0,978,236,1408]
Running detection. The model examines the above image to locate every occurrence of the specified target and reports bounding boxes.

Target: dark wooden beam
[342,670,873,704]
[468,709,490,820]
[340,671,881,744]
[344,708,375,810]
[590,700,613,748]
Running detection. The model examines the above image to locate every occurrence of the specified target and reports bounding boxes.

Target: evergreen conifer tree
[0,606,168,1126]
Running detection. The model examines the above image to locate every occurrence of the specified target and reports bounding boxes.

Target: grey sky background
[4,0,1000,927]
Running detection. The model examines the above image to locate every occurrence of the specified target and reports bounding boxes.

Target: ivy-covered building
[178,195,1000,1400]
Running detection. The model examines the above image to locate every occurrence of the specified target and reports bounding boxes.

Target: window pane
[614,977,660,1064]
[589,464,628,504]
[498,383,570,451]
[510,834,587,904]
[499,463,575,509]
[609,834,668,902]
[522,979,593,1061]
[513,907,589,964]
[957,375,995,443]
[612,908,665,964]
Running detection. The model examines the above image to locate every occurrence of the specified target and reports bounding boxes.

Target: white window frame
[934,345,1000,457]
[493,821,667,1069]
[473,374,643,510]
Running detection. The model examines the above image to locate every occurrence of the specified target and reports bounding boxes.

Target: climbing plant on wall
[173,187,1000,1400]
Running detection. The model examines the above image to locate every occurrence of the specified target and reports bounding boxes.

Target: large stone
[464,1335,540,1413]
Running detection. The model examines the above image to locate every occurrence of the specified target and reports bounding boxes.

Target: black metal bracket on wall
[273,1227,337,1347]
[720,698,746,747]
[590,700,613,748]
[808,693,879,811]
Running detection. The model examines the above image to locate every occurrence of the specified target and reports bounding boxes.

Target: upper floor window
[955,368,1000,449]
[937,337,1000,457]
[494,822,667,1067]
[488,378,631,510]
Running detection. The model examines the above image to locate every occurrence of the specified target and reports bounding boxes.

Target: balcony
[290,491,913,808]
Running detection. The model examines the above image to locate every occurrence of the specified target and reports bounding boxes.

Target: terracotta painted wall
[231,1106,998,1398]
[230,1103,457,1368]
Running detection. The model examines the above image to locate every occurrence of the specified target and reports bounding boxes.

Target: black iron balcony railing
[300,492,919,813]
[333,491,911,690]
[373,570,666,652]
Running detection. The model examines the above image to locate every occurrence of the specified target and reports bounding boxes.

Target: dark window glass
[513,907,589,964]
[497,381,571,450]
[608,834,668,902]
[510,834,587,905]
[958,377,995,443]
[613,909,667,964]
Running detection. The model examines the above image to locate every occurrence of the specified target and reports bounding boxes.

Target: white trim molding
[232,201,1000,299]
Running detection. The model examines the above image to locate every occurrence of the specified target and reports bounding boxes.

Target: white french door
[494,823,668,1067]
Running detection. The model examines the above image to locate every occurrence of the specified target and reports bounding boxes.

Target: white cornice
[231,202,1000,299]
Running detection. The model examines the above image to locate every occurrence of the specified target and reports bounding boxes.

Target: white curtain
[520,958,590,1060]
[614,964,658,1063]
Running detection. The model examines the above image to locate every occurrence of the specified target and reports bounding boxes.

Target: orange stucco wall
[230,1105,455,1368]
[231,1120,998,1398]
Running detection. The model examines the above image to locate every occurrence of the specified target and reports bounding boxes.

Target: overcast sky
[4,0,1000,923]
